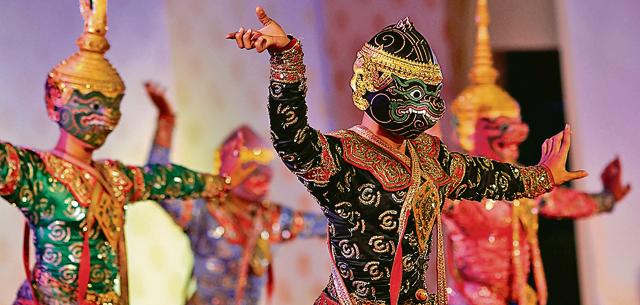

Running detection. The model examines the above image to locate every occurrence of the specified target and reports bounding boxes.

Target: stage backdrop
[556,0,640,304]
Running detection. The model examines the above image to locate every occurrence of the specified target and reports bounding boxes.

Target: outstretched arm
[142,81,199,229]
[442,125,586,201]
[126,163,226,203]
[538,187,613,218]
[145,81,176,165]
[226,7,340,186]
[540,157,630,218]
[264,202,327,242]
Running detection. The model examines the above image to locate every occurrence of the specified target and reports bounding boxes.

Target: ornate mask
[45,0,125,149]
[213,125,274,202]
[473,117,529,163]
[351,18,444,139]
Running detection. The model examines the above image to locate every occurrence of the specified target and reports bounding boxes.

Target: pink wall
[556,0,640,304]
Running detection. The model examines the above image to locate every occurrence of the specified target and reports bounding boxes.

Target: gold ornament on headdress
[212,146,274,175]
[450,0,521,152]
[48,0,125,99]
[350,44,443,111]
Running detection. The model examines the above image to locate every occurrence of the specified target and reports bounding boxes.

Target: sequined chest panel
[22,153,120,295]
[187,201,266,304]
[317,134,430,302]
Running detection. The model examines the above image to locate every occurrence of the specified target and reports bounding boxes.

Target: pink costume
[444,1,628,305]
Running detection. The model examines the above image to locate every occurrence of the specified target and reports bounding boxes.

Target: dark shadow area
[503,50,582,305]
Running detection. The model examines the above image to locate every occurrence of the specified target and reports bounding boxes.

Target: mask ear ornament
[351,52,395,111]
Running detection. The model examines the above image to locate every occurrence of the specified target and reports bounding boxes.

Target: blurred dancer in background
[444,1,631,305]
[1,1,225,304]
[145,82,326,305]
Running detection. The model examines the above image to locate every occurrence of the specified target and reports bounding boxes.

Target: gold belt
[86,291,120,305]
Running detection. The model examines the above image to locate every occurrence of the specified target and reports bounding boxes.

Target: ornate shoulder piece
[39,152,94,206]
[339,129,411,191]
[298,132,338,185]
[410,134,453,187]
[94,159,133,204]
[0,143,22,196]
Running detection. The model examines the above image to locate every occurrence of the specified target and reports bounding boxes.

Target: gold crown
[450,0,520,152]
[212,146,274,175]
[351,44,443,110]
[48,0,125,99]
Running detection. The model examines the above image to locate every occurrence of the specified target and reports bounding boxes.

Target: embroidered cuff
[201,174,227,199]
[519,165,554,198]
[269,37,306,84]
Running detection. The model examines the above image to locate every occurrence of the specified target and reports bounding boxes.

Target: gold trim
[351,43,443,111]
[360,44,443,85]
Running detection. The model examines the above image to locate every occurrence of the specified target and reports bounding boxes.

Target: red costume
[444,2,631,304]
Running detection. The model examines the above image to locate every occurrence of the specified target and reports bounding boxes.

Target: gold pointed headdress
[450,0,521,152]
[47,0,125,103]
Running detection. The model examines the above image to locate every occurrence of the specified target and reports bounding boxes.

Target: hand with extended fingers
[539,124,588,185]
[225,6,291,53]
[144,81,175,123]
[144,81,175,149]
[601,157,631,201]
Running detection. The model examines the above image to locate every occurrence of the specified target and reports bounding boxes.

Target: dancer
[145,82,327,305]
[444,1,631,305]
[226,7,586,305]
[1,1,226,304]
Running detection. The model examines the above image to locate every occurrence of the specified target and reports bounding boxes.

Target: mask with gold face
[351,18,445,139]
[45,0,125,149]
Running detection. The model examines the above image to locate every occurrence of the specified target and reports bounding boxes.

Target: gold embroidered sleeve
[268,37,340,185]
[0,142,43,210]
[267,203,327,242]
[126,164,225,202]
[438,142,553,201]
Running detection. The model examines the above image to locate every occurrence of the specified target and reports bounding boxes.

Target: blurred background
[0,0,638,304]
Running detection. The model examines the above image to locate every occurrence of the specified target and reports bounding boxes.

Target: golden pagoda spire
[47,0,124,101]
[77,0,110,53]
[450,0,521,152]
[469,0,499,85]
